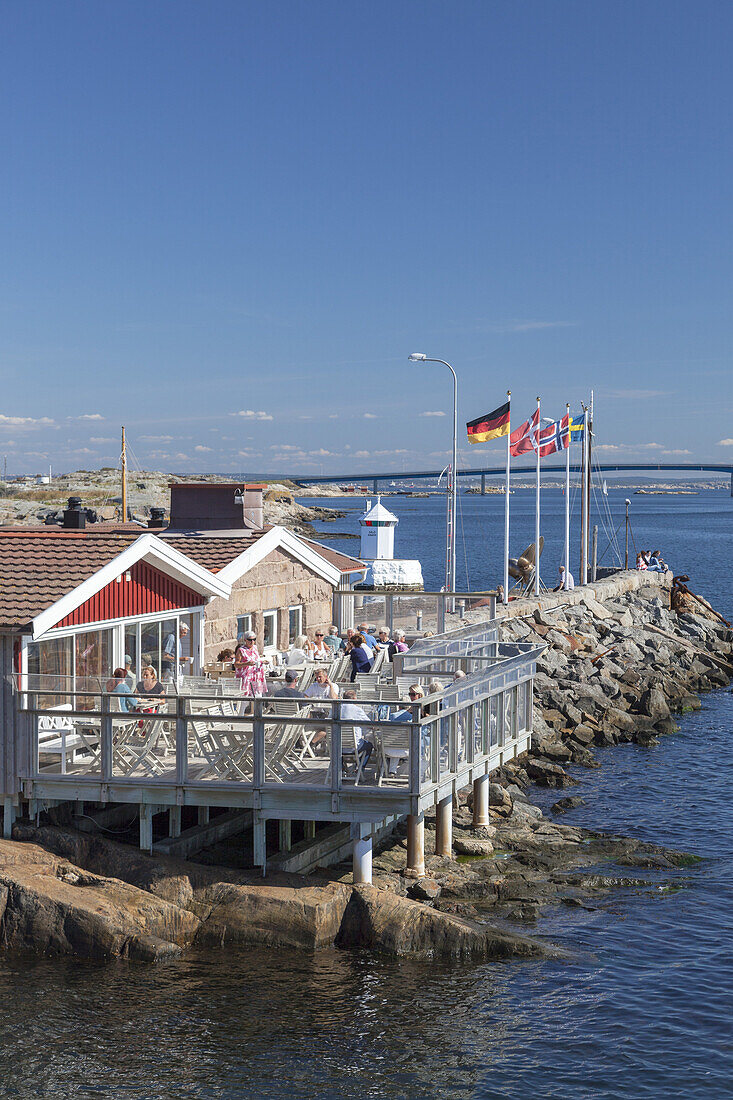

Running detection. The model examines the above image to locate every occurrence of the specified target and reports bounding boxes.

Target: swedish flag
[568,411,585,443]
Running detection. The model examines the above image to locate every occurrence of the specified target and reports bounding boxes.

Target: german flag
[466,401,510,444]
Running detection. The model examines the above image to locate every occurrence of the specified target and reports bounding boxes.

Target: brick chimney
[168,483,264,531]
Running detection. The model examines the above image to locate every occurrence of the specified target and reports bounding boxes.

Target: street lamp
[408,353,458,597]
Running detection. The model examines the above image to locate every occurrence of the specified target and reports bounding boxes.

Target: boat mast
[121,425,127,522]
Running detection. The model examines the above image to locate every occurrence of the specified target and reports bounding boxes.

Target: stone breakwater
[363,571,732,925]
[0,572,729,964]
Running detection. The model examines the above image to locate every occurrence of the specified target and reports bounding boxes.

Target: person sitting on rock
[553,564,575,591]
[636,553,648,571]
[646,550,668,573]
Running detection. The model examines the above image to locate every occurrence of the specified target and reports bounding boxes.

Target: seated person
[646,549,668,573]
[136,665,165,711]
[286,635,310,666]
[323,626,343,653]
[310,631,331,661]
[390,684,426,721]
[270,669,307,700]
[346,633,373,681]
[375,627,393,652]
[553,564,575,591]
[304,668,340,751]
[358,623,377,648]
[636,552,648,571]
[107,668,138,713]
[388,629,409,661]
[341,689,374,767]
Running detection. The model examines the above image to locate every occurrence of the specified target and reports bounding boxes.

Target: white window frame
[236,614,253,640]
[288,605,303,645]
[262,609,278,654]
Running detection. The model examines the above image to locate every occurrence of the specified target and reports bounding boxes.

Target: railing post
[386,594,394,634]
[253,698,265,789]
[409,710,421,796]
[100,693,113,779]
[331,701,342,799]
[437,594,445,634]
[175,696,188,785]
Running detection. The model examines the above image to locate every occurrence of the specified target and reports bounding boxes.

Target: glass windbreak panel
[111,713,172,779]
[160,618,179,684]
[517,681,526,734]
[188,715,254,783]
[124,623,139,685]
[288,607,302,645]
[141,621,162,682]
[474,698,485,759]
[391,594,438,638]
[75,628,112,710]
[523,681,533,732]
[36,705,101,777]
[27,636,73,707]
[504,687,518,741]
[456,706,467,768]
[263,611,277,651]
[355,595,386,637]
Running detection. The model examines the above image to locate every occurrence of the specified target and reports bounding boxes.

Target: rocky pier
[0,571,730,963]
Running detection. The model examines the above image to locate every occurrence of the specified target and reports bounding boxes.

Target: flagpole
[564,402,570,587]
[534,396,541,597]
[581,404,589,584]
[503,390,511,605]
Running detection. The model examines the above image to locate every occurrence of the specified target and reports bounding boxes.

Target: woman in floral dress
[234,631,269,698]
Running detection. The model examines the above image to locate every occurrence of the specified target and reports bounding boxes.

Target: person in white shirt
[304,668,339,752]
[310,631,331,661]
[341,689,374,767]
[554,565,575,591]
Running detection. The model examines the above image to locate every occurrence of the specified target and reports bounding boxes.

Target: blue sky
[1,0,732,476]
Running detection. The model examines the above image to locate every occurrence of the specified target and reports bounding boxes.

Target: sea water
[0,489,730,1099]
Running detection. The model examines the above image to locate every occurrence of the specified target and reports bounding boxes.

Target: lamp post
[408,354,458,597]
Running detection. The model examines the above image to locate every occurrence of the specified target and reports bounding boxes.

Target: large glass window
[262,610,277,652]
[288,606,302,645]
[124,624,138,684]
[236,614,252,640]
[27,635,73,708]
[74,629,112,706]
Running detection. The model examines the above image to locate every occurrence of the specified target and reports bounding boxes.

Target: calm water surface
[1,490,731,1099]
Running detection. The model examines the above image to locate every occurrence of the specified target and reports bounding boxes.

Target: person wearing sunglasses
[311,631,331,661]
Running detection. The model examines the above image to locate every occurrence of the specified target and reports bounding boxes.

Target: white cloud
[0,414,54,426]
[363,412,378,419]
[420,411,446,418]
[718,438,733,446]
[194,445,212,453]
[237,449,254,457]
[354,450,370,458]
[232,409,273,421]
[140,434,174,443]
[270,444,299,451]
[309,448,337,457]
[328,414,338,419]
[595,443,664,453]
[70,447,93,454]
[74,413,105,421]
[89,437,115,444]
[662,448,692,456]
[174,453,190,461]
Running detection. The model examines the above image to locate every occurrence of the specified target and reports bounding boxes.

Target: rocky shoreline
[0,574,729,965]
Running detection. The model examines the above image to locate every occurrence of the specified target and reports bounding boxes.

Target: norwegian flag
[537,413,570,457]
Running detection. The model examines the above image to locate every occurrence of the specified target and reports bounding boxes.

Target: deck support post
[481,473,486,496]
[3,798,17,839]
[435,795,452,857]
[304,820,316,840]
[253,813,267,876]
[169,806,182,838]
[405,812,425,878]
[351,823,372,885]
[139,804,154,853]
[197,806,210,826]
[278,819,292,852]
[473,775,490,827]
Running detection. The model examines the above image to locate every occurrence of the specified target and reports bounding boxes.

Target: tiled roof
[0,530,140,627]
[0,524,364,628]
[301,538,366,574]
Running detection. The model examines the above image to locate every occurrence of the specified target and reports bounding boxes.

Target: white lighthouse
[358,496,423,589]
[359,497,397,560]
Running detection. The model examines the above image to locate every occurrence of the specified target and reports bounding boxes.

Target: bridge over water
[284,462,733,496]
